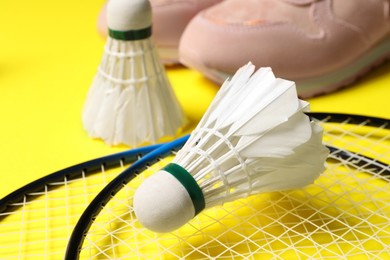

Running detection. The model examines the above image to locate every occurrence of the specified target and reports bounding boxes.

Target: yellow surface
[0,0,389,200]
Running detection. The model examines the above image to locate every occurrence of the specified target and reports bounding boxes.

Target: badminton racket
[63,112,390,259]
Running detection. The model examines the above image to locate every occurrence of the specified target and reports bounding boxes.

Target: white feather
[174,63,328,207]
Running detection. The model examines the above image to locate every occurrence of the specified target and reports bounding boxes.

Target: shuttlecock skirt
[82,37,185,146]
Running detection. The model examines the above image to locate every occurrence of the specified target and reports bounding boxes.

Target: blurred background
[0,0,389,198]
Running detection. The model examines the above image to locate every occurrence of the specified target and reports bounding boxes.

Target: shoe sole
[180,35,390,99]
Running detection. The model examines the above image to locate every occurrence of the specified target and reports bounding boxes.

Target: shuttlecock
[133,63,329,233]
[82,0,185,146]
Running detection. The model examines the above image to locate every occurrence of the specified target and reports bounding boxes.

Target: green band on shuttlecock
[108,26,152,41]
[163,163,205,215]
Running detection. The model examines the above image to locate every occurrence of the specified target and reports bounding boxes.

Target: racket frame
[64,113,390,259]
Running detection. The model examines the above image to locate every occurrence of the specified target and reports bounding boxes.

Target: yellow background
[0,0,389,199]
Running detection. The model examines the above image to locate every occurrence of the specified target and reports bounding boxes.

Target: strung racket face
[70,113,390,259]
[0,144,164,259]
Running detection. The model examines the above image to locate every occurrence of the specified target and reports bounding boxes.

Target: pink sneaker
[97,0,222,64]
[179,0,390,98]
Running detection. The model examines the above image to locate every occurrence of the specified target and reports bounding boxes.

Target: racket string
[1,158,137,259]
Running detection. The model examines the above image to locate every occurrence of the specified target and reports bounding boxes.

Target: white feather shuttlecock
[133,63,329,233]
[82,0,185,146]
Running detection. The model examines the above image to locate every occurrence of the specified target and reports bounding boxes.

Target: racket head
[66,113,390,259]
[0,143,163,259]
